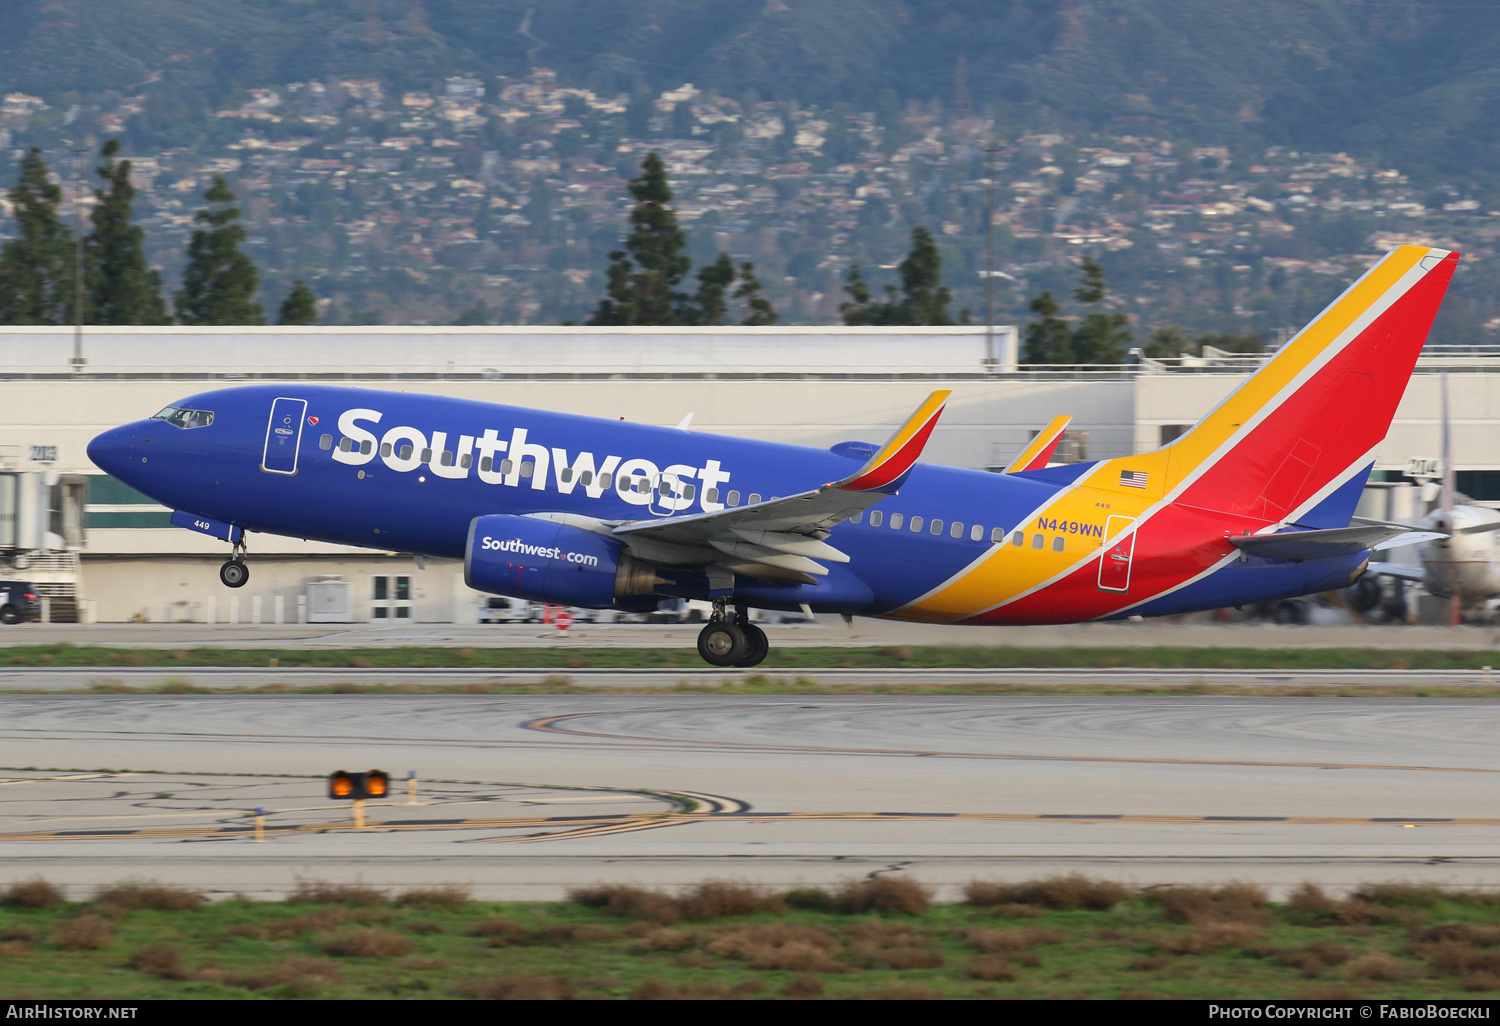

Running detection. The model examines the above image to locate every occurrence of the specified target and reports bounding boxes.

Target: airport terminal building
[0,324,1495,624]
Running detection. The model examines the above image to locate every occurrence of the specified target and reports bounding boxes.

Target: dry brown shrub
[1130,955,1172,972]
[286,880,387,906]
[1158,921,1268,955]
[466,916,527,941]
[1254,942,1354,977]
[129,943,186,980]
[672,952,718,969]
[864,983,943,1000]
[394,885,472,909]
[462,974,575,1000]
[225,956,342,995]
[2,878,63,908]
[1287,883,1401,926]
[528,923,615,944]
[995,903,1045,918]
[845,920,943,969]
[630,978,735,1000]
[1462,970,1500,991]
[1354,883,1500,908]
[830,876,931,915]
[677,880,785,920]
[320,928,416,958]
[963,927,1065,955]
[261,908,390,939]
[1419,940,1500,977]
[1151,883,1269,925]
[784,975,824,997]
[1300,985,1357,1000]
[782,887,834,912]
[567,884,680,923]
[1343,951,1416,981]
[966,955,1018,981]
[1420,923,1500,946]
[625,927,696,952]
[95,879,204,911]
[964,874,1132,911]
[0,940,32,957]
[708,924,843,972]
[52,914,113,951]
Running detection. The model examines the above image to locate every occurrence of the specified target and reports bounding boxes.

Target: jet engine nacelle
[464,514,660,609]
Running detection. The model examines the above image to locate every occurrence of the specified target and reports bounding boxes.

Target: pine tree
[88,139,167,324]
[278,280,318,325]
[1069,256,1130,363]
[0,148,75,325]
[689,252,735,325]
[838,227,962,325]
[587,153,691,325]
[734,262,778,325]
[1020,290,1073,363]
[1021,258,1131,364]
[175,176,264,325]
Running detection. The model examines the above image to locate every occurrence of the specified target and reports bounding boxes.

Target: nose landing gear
[219,541,249,588]
[696,599,769,668]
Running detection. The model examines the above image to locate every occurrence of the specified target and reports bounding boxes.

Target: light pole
[66,139,92,374]
[982,145,1001,369]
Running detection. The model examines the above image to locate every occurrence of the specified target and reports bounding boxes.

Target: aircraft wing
[1003,415,1072,473]
[610,391,950,581]
[1229,525,1444,562]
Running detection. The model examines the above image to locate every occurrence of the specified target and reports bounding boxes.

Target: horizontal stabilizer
[1230,525,1444,562]
[1004,415,1072,474]
[1368,563,1427,583]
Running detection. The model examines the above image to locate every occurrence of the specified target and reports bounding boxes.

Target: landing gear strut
[219,541,249,589]
[696,600,769,668]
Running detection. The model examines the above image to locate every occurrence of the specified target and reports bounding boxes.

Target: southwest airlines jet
[88,246,1456,667]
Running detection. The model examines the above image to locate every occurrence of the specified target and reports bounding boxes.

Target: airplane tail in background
[1124,245,1459,527]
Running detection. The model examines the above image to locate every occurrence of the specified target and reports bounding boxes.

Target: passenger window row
[842,510,1075,552]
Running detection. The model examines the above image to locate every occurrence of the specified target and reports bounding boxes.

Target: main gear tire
[697,621,748,667]
[733,623,769,667]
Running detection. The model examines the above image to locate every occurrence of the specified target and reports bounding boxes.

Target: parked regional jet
[88,245,1457,667]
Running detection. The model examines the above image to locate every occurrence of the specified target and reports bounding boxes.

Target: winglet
[831,390,950,492]
[1003,415,1072,473]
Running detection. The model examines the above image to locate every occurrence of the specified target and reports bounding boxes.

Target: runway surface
[4,665,1500,691]
[3,692,1499,900]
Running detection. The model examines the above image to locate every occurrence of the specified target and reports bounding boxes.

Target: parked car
[0,581,41,625]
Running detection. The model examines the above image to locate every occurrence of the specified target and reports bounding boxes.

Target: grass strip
[4,876,1500,999]
[5,642,1500,670]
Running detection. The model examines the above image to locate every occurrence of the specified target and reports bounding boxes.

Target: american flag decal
[1119,470,1148,489]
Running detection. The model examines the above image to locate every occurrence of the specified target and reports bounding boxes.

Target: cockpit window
[153,406,215,429]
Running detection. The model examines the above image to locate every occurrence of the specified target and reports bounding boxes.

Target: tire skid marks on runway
[521,705,1500,775]
[7,810,1497,844]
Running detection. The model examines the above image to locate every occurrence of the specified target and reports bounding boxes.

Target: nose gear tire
[219,559,249,588]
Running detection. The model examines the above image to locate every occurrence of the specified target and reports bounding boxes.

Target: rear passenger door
[262,397,308,475]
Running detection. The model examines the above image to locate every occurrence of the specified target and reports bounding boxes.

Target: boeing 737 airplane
[88,245,1457,666]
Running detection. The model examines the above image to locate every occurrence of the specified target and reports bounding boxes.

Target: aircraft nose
[87,423,143,479]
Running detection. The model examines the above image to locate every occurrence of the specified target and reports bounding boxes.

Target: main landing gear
[219,541,249,589]
[696,599,769,668]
